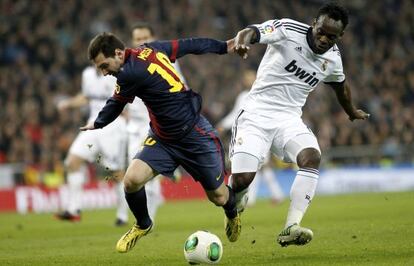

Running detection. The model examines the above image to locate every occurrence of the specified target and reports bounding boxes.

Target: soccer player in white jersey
[127,22,186,220]
[229,2,369,246]
[55,66,128,225]
[218,69,284,207]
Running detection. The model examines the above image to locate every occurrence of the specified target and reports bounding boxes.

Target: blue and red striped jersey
[93,38,227,140]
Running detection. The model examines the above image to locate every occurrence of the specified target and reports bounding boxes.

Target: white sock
[67,167,86,215]
[262,168,284,201]
[145,176,164,220]
[116,181,129,222]
[285,168,319,228]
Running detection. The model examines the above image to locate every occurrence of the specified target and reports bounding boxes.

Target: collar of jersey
[123,48,133,63]
[115,48,133,78]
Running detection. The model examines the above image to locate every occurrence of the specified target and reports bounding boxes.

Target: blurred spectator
[0,0,413,184]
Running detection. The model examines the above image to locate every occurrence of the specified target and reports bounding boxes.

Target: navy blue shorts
[135,115,226,190]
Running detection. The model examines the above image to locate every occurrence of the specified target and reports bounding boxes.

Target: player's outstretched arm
[150,38,228,62]
[57,94,88,112]
[329,81,370,121]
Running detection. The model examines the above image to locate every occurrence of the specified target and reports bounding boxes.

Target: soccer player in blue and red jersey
[81,32,240,253]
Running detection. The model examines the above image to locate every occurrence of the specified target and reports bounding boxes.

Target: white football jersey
[82,66,118,123]
[126,61,187,134]
[218,90,248,130]
[242,18,345,117]
[126,98,150,134]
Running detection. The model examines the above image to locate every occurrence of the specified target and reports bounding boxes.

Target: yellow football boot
[224,213,241,242]
[116,223,153,253]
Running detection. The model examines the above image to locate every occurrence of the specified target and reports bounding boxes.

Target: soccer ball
[183,231,223,264]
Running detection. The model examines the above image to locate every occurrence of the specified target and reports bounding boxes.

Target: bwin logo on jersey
[284,60,319,87]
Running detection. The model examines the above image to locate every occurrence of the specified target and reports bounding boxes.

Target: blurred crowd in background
[0,0,413,185]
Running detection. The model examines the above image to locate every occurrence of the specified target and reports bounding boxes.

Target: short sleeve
[324,50,346,83]
[249,19,287,44]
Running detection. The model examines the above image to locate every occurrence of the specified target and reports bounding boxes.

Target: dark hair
[88,32,125,60]
[131,22,154,36]
[317,2,349,29]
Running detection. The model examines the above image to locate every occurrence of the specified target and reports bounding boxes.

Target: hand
[234,44,250,59]
[349,109,370,121]
[227,38,251,58]
[79,123,95,131]
[57,100,70,112]
[226,38,236,53]
[232,28,254,59]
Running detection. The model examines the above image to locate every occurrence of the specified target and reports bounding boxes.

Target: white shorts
[230,110,320,170]
[68,117,127,170]
[127,125,150,161]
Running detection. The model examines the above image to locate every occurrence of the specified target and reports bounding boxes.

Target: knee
[123,172,144,192]
[65,155,84,172]
[209,194,227,206]
[231,173,256,192]
[296,148,321,169]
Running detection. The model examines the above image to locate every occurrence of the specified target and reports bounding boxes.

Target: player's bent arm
[93,97,127,129]
[233,27,258,59]
[235,27,258,46]
[328,81,370,121]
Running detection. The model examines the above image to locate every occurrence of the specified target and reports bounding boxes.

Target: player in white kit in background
[217,69,284,207]
[229,2,369,246]
[127,22,186,220]
[55,66,128,225]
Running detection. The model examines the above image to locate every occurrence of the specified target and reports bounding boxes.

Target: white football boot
[277,223,313,247]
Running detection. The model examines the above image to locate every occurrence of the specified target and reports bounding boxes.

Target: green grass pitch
[1,191,413,265]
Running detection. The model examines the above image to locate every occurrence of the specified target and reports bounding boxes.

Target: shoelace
[280,224,296,236]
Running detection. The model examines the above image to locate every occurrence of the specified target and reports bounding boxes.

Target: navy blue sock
[223,186,237,219]
[125,187,152,229]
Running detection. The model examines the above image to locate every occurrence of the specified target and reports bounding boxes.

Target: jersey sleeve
[112,72,136,104]
[149,38,227,62]
[93,72,136,129]
[248,19,287,44]
[323,50,346,83]
[93,98,126,129]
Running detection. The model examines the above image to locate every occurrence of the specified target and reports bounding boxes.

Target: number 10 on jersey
[147,52,184,93]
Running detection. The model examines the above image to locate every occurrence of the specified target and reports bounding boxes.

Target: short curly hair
[317,2,349,29]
